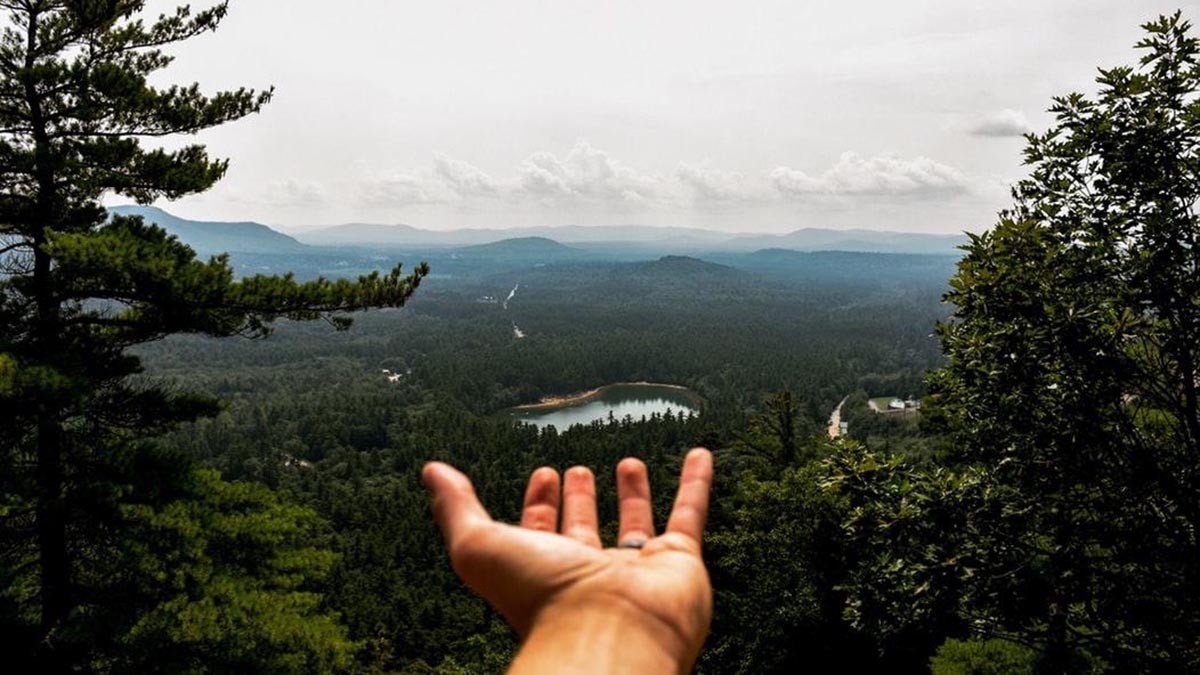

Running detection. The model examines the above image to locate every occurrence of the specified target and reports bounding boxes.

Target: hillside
[455,236,578,258]
[626,255,741,278]
[716,249,960,289]
[108,205,307,255]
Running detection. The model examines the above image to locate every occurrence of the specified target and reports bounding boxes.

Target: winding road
[827,396,848,439]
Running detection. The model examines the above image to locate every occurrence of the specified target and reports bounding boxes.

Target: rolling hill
[108,205,307,255]
[715,248,960,288]
[455,236,579,258]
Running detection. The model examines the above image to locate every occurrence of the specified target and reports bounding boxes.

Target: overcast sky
[127,0,1177,233]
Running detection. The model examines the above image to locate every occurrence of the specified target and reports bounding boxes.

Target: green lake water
[510,384,700,430]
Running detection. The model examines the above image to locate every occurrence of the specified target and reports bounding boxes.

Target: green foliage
[920,11,1200,671]
[930,639,1038,675]
[810,16,1200,671]
[46,214,426,341]
[820,443,982,664]
[702,456,873,673]
[737,391,821,467]
[114,468,356,673]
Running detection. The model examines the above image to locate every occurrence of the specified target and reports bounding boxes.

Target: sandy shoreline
[509,381,698,412]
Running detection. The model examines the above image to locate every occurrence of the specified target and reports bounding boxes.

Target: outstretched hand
[422,448,714,674]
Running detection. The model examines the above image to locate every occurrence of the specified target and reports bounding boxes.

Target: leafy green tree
[820,442,982,668]
[929,639,1039,675]
[0,1,427,669]
[703,453,871,674]
[926,11,1200,671]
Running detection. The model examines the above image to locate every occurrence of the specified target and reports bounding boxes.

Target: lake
[510,383,701,430]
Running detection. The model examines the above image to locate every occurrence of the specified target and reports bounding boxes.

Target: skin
[421,448,714,674]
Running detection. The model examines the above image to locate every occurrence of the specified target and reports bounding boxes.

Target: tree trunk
[1039,597,1071,675]
[32,208,69,662]
[23,7,71,656]
[35,407,68,638]
[1176,340,1200,454]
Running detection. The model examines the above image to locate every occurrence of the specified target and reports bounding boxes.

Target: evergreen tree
[0,1,427,669]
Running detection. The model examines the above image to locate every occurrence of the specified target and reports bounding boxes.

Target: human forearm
[508,599,692,675]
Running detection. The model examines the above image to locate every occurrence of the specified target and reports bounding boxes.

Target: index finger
[665,448,713,543]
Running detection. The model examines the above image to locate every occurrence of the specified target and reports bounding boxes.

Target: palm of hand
[422,450,713,664]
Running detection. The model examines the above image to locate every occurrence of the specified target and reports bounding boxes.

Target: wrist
[509,596,692,674]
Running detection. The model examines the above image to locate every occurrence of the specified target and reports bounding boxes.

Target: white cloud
[360,172,456,206]
[675,162,766,202]
[517,140,664,205]
[518,153,572,198]
[433,154,501,198]
[771,152,971,197]
[967,109,1034,137]
[359,155,499,206]
[357,143,666,209]
[353,145,975,212]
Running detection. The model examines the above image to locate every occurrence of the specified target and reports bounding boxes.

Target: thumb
[422,462,492,547]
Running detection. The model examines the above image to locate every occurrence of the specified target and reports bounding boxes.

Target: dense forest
[2,3,1199,674]
[131,251,949,672]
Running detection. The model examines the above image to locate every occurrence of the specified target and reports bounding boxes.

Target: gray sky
[130,0,1178,233]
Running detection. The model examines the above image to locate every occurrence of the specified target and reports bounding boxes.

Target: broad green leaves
[924,11,1200,671]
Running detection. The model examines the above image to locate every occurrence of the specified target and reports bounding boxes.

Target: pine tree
[0,1,427,668]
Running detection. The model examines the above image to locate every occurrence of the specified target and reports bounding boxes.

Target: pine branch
[0,239,31,255]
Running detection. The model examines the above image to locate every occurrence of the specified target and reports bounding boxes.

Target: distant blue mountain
[629,255,741,277]
[299,219,968,255]
[455,236,578,257]
[107,205,307,255]
[724,228,968,254]
[712,248,960,288]
[106,205,969,258]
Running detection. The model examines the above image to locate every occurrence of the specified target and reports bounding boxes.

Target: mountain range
[297,221,967,254]
[106,205,969,256]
